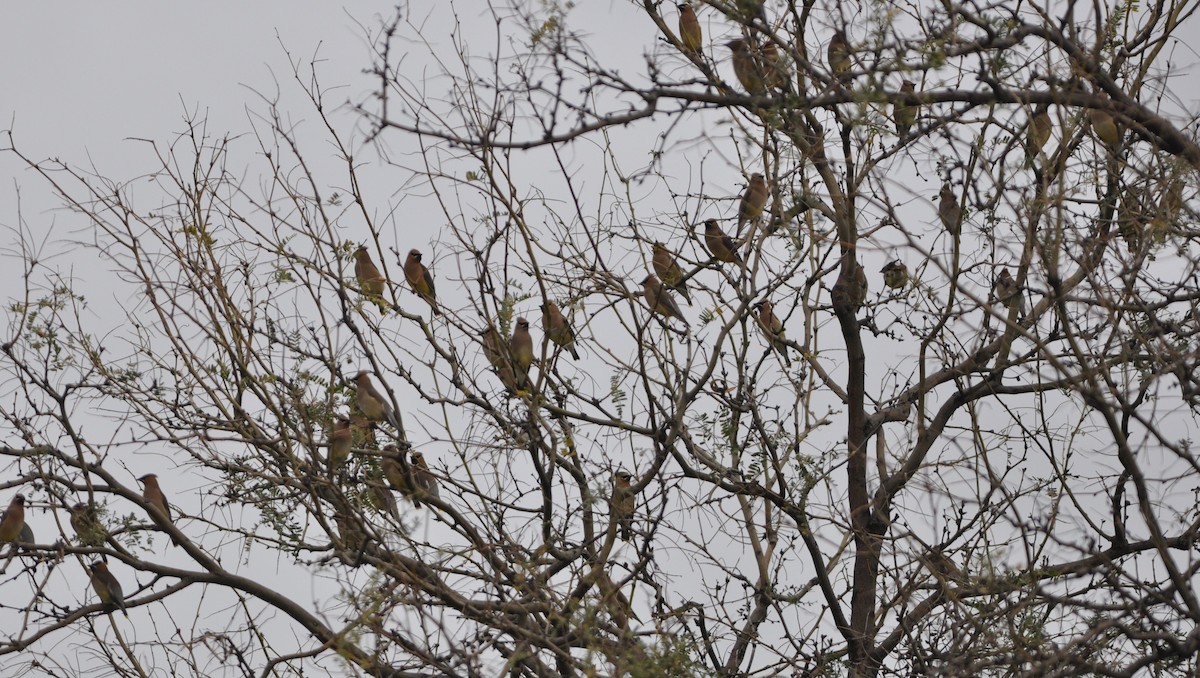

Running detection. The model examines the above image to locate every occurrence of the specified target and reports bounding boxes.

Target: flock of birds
[0,474,170,617]
[670,1,1117,319]
[0,3,1101,622]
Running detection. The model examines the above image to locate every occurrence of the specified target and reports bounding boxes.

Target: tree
[2,0,1200,675]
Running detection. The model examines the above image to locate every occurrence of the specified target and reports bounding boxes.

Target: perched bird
[641,275,688,325]
[481,325,519,391]
[737,173,769,234]
[350,412,379,450]
[827,30,851,80]
[893,80,917,139]
[611,471,635,541]
[652,242,693,305]
[481,325,508,370]
[923,548,966,583]
[403,249,441,316]
[701,219,744,265]
[1142,177,1183,236]
[1118,189,1151,249]
[1160,176,1185,228]
[497,361,521,393]
[381,444,416,504]
[758,41,789,90]
[677,3,702,54]
[726,39,764,95]
[0,495,26,543]
[1088,106,1120,147]
[509,317,535,390]
[1025,104,1052,167]
[881,260,910,290]
[369,474,400,520]
[755,299,791,366]
[328,415,352,475]
[334,511,365,554]
[850,262,868,309]
[88,561,127,617]
[994,267,1023,313]
[734,0,766,23]
[541,301,581,360]
[411,452,441,507]
[789,116,825,161]
[138,474,177,545]
[938,184,962,236]
[1164,177,1185,219]
[353,245,389,312]
[354,370,399,429]
[69,502,107,547]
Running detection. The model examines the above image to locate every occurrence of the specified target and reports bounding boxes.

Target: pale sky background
[2,4,373,152]
[0,4,687,672]
[3,1,1200,674]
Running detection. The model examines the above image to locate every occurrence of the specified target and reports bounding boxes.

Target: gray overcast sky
[2,4,1200,674]
[1,3,375,210]
[10,1,1194,243]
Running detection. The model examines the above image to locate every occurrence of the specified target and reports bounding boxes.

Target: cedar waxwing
[789,115,825,160]
[1025,104,1052,167]
[1088,106,1120,147]
[1136,176,1181,237]
[678,3,702,54]
[353,245,389,312]
[596,573,636,631]
[0,494,26,543]
[893,80,917,139]
[1148,177,1184,234]
[481,325,507,370]
[328,415,352,475]
[137,473,177,546]
[994,268,1023,312]
[411,452,441,507]
[850,262,868,309]
[496,362,521,393]
[881,260,909,290]
[641,275,688,325]
[334,511,365,554]
[923,548,965,583]
[652,242,693,305]
[381,445,415,504]
[541,301,581,360]
[1164,177,1184,220]
[353,371,399,429]
[509,317,534,390]
[737,173,769,234]
[1117,190,1148,249]
[758,41,789,91]
[828,30,851,80]
[611,471,635,541]
[350,412,378,450]
[403,249,441,316]
[726,39,765,95]
[369,473,400,520]
[755,300,791,366]
[69,502,107,547]
[734,0,766,22]
[701,219,744,265]
[88,561,127,617]
[939,184,962,236]
[482,325,519,391]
